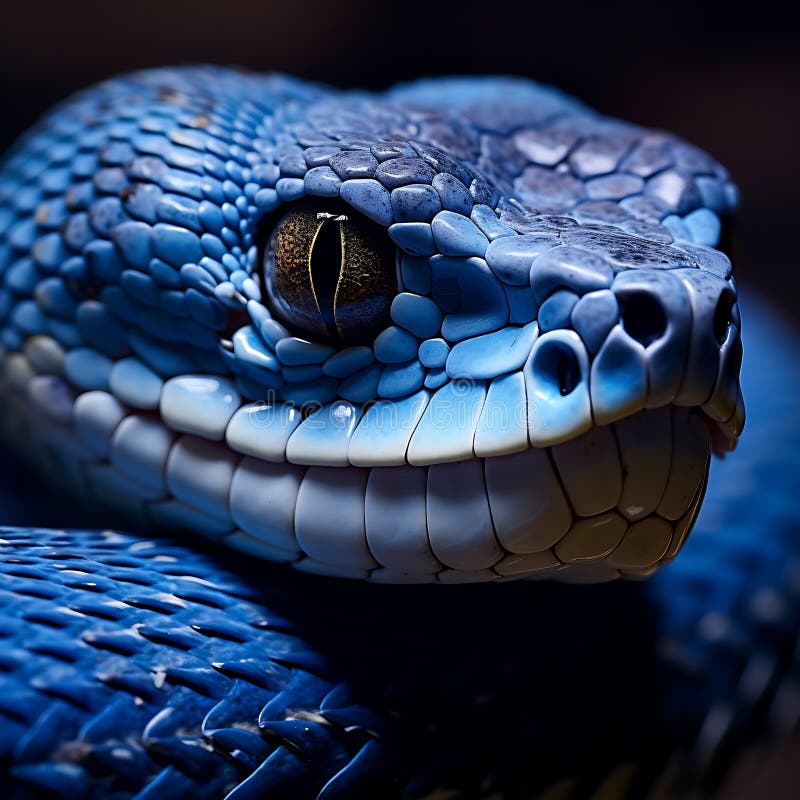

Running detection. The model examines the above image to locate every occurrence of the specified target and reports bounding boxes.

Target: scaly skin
[0,67,742,583]
[0,69,789,799]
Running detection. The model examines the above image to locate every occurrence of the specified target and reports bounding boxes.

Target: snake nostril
[532,342,581,397]
[619,291,667,347]
[713,290,735,345]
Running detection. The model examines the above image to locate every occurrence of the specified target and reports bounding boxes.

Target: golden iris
[262,200,397,345]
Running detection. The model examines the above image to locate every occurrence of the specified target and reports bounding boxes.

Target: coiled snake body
[0,67,797,798]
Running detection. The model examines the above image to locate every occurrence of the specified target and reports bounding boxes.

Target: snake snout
[609,267,742,444]
[524,236,743,447]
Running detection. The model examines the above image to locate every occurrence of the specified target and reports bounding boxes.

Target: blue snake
[0,66,797,798]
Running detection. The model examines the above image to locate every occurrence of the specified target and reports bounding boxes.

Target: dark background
[0,6,798,796]
[1,0,798,314]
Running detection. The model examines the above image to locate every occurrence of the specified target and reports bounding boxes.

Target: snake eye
[261,200,397,345]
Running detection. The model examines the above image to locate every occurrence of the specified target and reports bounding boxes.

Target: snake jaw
[0,66,744,583]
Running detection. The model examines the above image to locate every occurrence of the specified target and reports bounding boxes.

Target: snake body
[0,67,796,798]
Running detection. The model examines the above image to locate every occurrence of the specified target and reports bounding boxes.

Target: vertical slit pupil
[261,199,398,345]
[309,219,343,341]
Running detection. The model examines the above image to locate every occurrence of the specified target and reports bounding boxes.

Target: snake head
[0,68,743,582]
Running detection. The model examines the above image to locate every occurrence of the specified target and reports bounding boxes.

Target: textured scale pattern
[0,67,790,798]
[0,296,799,799]
[0,67,743,583]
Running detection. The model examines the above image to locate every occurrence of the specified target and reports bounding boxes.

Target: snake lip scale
[0,66,742,585]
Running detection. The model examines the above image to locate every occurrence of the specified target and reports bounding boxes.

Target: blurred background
[0,5,798,796]
[1,0,798,313]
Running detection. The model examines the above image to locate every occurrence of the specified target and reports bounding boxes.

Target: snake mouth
[0,346,712,585]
